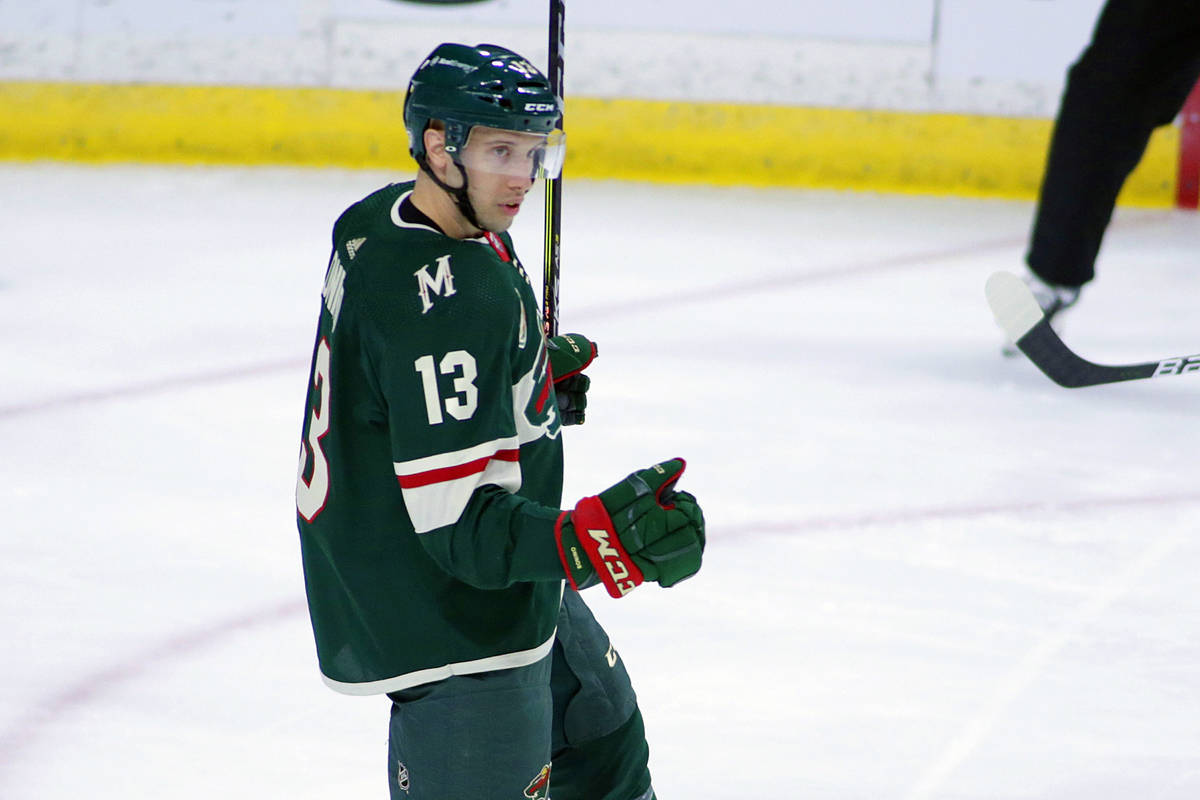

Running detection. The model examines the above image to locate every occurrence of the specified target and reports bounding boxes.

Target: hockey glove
[555,458,705,597]
[547,333,596,426]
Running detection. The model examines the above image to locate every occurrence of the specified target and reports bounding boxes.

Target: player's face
[459,126,564,232]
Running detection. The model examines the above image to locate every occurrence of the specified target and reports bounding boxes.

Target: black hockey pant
[1027,0,1200,287]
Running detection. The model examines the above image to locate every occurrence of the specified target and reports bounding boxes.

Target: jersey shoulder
[333,181,410,237]
[328,185,528,347]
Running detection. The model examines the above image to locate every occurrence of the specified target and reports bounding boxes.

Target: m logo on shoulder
[415,255,456,313]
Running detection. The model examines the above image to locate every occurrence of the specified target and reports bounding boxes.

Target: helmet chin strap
[418,154,486,234]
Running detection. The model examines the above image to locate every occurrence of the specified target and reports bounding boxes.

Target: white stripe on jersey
[394,436,520,478]
[394,437,522,534]
[321,626,558,695]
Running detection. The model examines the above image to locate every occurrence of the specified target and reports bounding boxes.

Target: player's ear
[422,126,462,187]
[424,127,448,168]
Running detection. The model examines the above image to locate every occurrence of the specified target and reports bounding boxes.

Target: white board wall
[0,0,1109,116]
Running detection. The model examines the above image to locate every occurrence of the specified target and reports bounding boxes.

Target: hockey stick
[543,0,565,337]
[985,271,1200,388]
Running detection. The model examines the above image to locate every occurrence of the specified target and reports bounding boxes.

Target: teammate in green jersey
[294,43,706,800]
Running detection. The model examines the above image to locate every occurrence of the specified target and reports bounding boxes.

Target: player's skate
[1001,268,1080,357]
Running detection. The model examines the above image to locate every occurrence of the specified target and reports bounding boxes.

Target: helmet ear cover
[441,121,470,157]
[411,120,468,169]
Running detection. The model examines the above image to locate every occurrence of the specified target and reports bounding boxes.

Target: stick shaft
[543,0,564,336]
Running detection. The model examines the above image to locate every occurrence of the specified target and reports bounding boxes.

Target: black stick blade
[986,271,1197,388]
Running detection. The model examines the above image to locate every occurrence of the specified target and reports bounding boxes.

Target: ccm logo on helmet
[525,103,557,112]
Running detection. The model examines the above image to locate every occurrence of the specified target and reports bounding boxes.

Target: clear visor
[458,128,566,180]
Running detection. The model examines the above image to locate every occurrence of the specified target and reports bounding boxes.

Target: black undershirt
[400,195,446,236]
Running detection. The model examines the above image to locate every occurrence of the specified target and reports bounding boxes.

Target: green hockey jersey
[295,181,569,695]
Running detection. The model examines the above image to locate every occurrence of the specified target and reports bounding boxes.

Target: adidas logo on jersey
[346,237,366,260]
[323,252,347,330]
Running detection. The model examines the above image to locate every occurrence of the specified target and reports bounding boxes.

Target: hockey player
[294,42,706,800]
[1020,0,1200,324]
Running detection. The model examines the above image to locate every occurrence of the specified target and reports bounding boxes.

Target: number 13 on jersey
[298,344,481,522]
[414,350,478,424]
[297,339,332,522]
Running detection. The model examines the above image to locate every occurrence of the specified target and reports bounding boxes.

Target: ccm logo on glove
[555,458,705,598]
[585,524,642,597]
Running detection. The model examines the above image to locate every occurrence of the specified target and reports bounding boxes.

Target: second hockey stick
[542,0,565,337]
[985,270,1200,388]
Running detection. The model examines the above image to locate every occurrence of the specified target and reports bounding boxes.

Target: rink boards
[0,79,1182,207]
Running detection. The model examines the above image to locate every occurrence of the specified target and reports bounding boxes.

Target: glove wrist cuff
[554,511,591,591]
[568,496,644,598]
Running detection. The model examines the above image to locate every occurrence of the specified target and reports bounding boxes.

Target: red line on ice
[0,216,1170,421]
[0,599,306,784]
[0,358,308,419]
[718,490,1200,539]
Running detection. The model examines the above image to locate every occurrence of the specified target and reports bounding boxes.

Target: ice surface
[2,163,1199,799]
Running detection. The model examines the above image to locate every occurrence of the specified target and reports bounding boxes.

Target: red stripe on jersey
[397,448,520,489]
[484,232,512,262]
[535,362,552,413]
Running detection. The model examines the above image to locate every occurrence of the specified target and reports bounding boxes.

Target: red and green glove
[547,333,596,426]
[555,458,705,597]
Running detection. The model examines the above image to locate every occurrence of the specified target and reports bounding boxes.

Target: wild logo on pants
[396,762,410,793]
[524,764,551,799]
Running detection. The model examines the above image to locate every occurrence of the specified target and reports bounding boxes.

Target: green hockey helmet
[404,42,564,171]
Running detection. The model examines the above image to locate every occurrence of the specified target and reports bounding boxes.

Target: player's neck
[411,176,481,240]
